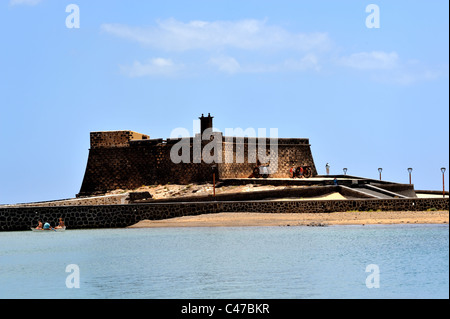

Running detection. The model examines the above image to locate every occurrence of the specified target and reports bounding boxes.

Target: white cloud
[119,58,183,77]
[208,56,241,74]
[339,51,399,70]
[102,18,330,77]
[9,0,42,6]
[101,19,443,84]
[119,54,323,77]
[208,53,321,74]
[101,18,331,52]
[339,52,445,85]
[284,54,321,72]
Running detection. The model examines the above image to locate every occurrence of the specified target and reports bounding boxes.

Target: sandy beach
[129,210,449,228]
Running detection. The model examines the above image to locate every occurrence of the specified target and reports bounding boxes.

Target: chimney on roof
[199,113,213,136]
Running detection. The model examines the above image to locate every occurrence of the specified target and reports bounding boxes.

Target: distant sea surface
[0,224,448,299]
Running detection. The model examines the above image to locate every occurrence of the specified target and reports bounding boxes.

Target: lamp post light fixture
[378,168,383,181]
[407,168,413,185]
[441,167,446,198]
[212,165,217,197]
[343,168,348,175]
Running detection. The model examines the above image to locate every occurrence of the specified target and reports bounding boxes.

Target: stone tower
[199,113,214,136]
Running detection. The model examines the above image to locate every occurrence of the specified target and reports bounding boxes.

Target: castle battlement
[91,130,311,148]
[90,131,150,149]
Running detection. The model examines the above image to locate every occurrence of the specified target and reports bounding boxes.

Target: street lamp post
[343,168,348,176]
[441,167,446,198]
[407,168,413,185]
[378,168,383,181]
[212,165,217,197]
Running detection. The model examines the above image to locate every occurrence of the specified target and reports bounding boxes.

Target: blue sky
[0,0,448,204]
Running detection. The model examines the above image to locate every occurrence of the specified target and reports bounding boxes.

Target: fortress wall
[78,146,150,196]
[78,131,317,196]
[219,140,256,178]
[1,198,448,232]
[275,140,317,177]
[78,138,215,196]
[219,138,317,179]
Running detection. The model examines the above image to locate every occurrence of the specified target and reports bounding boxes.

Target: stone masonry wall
[3,194,129,207]
[219,138,317,179]
[78,138,216,196]
[1,198,447,232]
[78,132,317,196]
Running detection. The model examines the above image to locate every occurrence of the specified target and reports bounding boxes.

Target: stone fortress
[78,114,317,197]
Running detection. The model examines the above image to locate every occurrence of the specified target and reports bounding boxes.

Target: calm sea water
[0,224,448,299]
